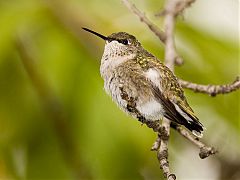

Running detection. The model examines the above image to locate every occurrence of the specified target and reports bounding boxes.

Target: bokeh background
[0,0,239,179]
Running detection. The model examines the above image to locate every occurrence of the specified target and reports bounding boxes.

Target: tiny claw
[151,137,161,151]
[151,142,159,151]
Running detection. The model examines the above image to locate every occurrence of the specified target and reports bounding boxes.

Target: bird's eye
[119,39,130,45]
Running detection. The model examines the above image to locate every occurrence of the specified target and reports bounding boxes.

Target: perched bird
[82,27,204,137]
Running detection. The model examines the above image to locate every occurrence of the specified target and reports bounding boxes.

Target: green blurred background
[0,0,239,179]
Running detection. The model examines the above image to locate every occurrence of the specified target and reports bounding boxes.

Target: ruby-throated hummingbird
[82,27,204,137]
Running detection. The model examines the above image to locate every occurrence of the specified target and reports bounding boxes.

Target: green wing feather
[146,57,203,132]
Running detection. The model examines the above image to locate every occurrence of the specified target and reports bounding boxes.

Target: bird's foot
[151,134,161,151]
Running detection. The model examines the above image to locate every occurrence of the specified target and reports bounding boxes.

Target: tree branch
[121,0,183,66]
[121,0,240,97]
[164,0,178,70]
[158,126,176,180]
[179,77,240,96]
[121,0,228,179]
[155,0,180,178]
[156,0,196,17]
[121,0,166,43]
[171,124,218,159]
[173,0,196,16]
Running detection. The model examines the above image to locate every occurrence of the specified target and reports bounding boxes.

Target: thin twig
[121,0,166,43]
[151,134,161,151]
[164,0,178,70]
[173,0,196,16]
[173,125,218,159]
[179,77,240,96]
[157,124,176,180]
[155,0,196,17]
[121,0,184,66]
[155,0,181,179]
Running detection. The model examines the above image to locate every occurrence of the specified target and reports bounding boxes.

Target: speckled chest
[100,41,166,121]
[101,58,165,121]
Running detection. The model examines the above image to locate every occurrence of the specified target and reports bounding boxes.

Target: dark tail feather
[150,84,204,137]
[172,104,204,138]
[165,112,204,138]
[183,120,204,138]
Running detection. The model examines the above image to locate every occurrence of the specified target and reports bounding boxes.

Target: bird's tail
[183,119,204,138]
[173,103,204,138]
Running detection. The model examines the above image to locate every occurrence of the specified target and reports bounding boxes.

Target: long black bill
[82,27,107,41]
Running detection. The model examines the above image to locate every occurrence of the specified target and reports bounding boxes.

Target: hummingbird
[82,27,204,137]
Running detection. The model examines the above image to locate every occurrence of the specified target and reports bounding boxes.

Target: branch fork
[120,0,239,179]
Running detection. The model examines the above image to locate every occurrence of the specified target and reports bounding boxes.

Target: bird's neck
[100,51,136,80]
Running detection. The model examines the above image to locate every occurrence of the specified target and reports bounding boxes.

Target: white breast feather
[137,99,164,121]
[102,49,165,121]
[145,68,162,91]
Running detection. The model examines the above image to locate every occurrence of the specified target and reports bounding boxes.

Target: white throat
[100,41,136,79]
